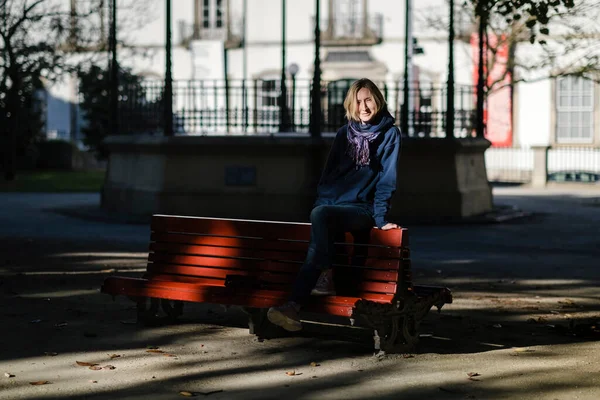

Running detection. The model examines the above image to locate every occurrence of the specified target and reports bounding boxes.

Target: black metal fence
[116,79,477,137]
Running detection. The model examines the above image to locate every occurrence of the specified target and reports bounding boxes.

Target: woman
[267,78,401,332]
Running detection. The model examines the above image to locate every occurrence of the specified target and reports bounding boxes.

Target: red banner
[471,33,513,147]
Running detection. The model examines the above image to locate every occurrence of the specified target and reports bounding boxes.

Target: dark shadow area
[1,189,599,399]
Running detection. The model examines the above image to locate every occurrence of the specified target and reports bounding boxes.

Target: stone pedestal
[102,134,493,223]
[531,145,550,188]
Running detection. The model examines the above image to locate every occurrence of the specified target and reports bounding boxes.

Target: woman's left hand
[379,223,399,230]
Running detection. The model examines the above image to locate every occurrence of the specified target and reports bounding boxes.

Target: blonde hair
[343,78,387,122]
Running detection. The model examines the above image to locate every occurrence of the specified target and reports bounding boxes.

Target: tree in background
[0,0,159,180]
[78,64,164,159]
[422,0,595,92]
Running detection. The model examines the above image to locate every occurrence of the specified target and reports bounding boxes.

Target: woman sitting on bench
[267,78,402,331]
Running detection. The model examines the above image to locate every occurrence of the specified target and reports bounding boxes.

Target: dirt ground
[0,187,599,399]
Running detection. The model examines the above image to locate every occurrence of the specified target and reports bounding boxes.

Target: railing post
[445,0,455,139]
[164,0,174,136]
[309,0,322,138]
[532,146,550,187]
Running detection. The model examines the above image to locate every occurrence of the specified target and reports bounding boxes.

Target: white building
[43,0,600,180]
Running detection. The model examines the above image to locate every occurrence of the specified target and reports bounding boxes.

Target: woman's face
[356,87,376,124]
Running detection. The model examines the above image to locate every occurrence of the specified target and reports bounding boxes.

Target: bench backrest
[146,215,412,303]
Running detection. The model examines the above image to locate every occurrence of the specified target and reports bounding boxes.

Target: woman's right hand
[379,223,399,230]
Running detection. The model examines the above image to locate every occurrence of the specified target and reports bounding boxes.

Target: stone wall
[102,134,493,223]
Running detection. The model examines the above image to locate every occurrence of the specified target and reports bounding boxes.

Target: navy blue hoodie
[314,112,401,228]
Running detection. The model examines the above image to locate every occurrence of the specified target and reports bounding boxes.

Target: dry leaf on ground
[76,361,99,367]
[103,365,116,370]
[108,354,121,359]
[146,349,165,354]
[179,391,195,397]
[89,366,102,371]
[285,371,296,376]
[29,381,51,385]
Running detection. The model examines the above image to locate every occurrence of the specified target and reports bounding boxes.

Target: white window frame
[555,76,595,144]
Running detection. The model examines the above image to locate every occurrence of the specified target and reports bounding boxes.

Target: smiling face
[356,87,376,124]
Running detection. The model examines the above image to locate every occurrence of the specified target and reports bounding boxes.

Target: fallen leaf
[29,381,51,385]
[4,372,15,378]
[285,371,296,376]
[467,372,481,377]
[108,354,121,359]
[179,391,195,397]
[103,365,116,370]
[89,366,102,371]
[44,352,58,357]
[513,348,535,353]
[310,362,320,367]
[146,349,165,354]
[76,361,99,367]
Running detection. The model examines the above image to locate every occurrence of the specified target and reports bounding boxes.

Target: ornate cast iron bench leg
[161,299,184,322]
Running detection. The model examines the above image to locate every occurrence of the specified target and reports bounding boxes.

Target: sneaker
[311,269,336,296]
[267,302,302,332]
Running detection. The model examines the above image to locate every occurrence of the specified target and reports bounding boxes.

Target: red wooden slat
[145,266,295,284]
[149,239,403,262]
[144,271,395,295]
[152,215,312,241]
[147,263,400,283]
[150,242,307,262]
[151,215,407,248]
[101,276,394,309]
[149,251,402,274]
[150,233,310,253]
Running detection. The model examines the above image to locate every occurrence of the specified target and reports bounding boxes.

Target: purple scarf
[347,121,380,167]
[346,114,390,167]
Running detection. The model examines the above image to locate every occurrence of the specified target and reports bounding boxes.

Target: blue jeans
[289,204,375,305]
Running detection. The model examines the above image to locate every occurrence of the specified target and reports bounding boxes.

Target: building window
[333,0,364,39]
[202,0,224,30]
[556,76,595,143]
[216,0,223,28]
[259,80,280,108]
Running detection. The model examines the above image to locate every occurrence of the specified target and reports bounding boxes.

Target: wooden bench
[101,215,452,353]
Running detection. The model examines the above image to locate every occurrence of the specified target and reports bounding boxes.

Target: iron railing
[486,146,600,184]
[115,79,477,137]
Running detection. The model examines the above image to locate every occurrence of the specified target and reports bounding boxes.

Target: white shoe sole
[310,289,336,296]
[267,308,302,332]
